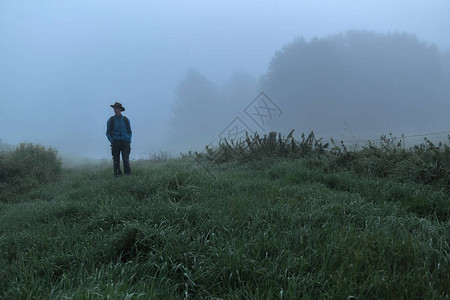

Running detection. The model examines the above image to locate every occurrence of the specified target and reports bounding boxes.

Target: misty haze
[1,1,449,298]
[1,1,449,159]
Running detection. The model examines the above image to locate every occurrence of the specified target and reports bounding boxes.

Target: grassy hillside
[1,134,449,299]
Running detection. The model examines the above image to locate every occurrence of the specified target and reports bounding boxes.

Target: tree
[167,70,259,153]
[169,69,220,150]
[261,30,446,137]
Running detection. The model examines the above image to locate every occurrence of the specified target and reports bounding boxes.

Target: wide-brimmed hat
[110,102,125,111]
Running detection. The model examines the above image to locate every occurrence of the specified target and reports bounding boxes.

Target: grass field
[0,136,449,299]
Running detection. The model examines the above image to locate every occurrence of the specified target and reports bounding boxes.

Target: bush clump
[196,130,450,188]
[331,134,450,186]
[0,143,62,201]
[195,130,328,163]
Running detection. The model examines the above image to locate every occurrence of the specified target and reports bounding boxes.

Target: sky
[1,0,449,159]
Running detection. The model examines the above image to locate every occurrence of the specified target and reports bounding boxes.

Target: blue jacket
[106,115,132,143]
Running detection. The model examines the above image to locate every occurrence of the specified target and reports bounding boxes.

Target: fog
[1,1,449,160]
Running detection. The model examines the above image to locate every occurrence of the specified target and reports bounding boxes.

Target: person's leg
[122,140,131,175]
[112,141,122,177]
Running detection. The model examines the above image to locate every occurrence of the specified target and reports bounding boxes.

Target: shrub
[0,143,62,201]
[196,130,450,188]
[195,130,329,163]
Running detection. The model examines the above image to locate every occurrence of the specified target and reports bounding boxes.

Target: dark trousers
[111,140,131,176]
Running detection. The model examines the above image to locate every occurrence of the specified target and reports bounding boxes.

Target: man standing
[106,102,132,177]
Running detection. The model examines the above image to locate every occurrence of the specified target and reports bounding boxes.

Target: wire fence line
[291,129,450,145]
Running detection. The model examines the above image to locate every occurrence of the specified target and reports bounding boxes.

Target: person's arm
[106,118,114,144]
[128,118,132,141]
